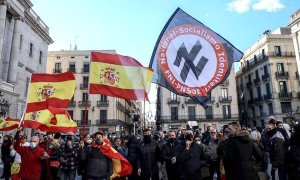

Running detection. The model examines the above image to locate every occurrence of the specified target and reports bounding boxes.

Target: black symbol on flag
[173,40,208,82]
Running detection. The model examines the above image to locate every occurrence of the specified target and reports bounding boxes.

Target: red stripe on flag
[26,98,71,112]
[23,121,77,133]
[31,71,75,83]
[89,84,149,101]
[91,52,144,67]
[0,124,19,131]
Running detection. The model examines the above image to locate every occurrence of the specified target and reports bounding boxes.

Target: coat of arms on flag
[149,8,243,106]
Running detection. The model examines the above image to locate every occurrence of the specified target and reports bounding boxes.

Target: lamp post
[0,91,10,118]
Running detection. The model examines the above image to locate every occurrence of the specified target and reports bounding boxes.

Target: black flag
[149,8,243,107]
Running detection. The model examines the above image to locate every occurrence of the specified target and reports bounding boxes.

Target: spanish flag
[89,52,153,100]
[23,72,77,133]
[92,141,132,179]
[0,117,19,131]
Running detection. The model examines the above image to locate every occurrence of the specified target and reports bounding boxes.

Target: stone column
[0,3,7,80]
[292,33,300,78]
[8,18,21,83]
[2,17,14,81]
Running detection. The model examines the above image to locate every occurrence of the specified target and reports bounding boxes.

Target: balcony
[219,96,232,103]
[67,68,76,74]
[96,119,130,126]
[253,78,261,86]
[97,100,109,107]
[156,114,239,122]
[80,83,88,90]
[185,98,195,104]
[167,98,180,105]
[267,51,295,57]
[81,68,89,74]
[68,101,76,107]
[246,81,252,89]
[78,101,91,107]
[278,92,292,101]
[263,94,272,101]
[241,53,269,73]
[53,68,62,74]
[275,72,289,79]
[262,73,270,82]
[77,120,91,126]
[253,96,263,103]
[219,79,229,86]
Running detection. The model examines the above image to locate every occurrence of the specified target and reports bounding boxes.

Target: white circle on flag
[166,34,217,87]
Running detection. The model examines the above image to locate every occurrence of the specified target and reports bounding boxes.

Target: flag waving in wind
[23,72,77,133]
[89,52,153,101]
[149,8,243,106]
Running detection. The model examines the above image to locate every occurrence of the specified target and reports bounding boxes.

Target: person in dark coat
[202,123,212,145]
[126,135,141,180]
[78,134,92,180]
[137,129,161,180]
[80,132,113,180]
[223,122,263,180]
[175,129,211,180]
[1,135,13,180]
[288,124,300,179]
[161,130,180,180]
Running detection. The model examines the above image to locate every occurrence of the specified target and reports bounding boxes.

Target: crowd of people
[0,117,300,180]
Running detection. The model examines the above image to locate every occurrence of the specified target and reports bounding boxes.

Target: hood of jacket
[229,130,251,144]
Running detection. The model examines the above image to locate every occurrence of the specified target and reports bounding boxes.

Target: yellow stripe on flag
[27,80,76,103]
[90,62,153,91]
[24,109,77,127]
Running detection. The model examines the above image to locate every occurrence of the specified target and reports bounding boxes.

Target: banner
[0,117,19,131]
[149,8,243,106]
[89,52,153,100]
[23,72,77,133]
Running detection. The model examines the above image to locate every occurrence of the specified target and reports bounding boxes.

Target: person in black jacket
[137,129,161,180]
[1,135,13,180]
[175,129,211,180]
[161,130,179,180]
[223,122,263,180]
[80,132,112,180]
[289,124,300,179]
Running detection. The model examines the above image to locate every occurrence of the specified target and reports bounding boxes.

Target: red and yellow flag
[89,52,153,100]
[0,117,20,131]
[92,141,132,179]
[23,72,77,133]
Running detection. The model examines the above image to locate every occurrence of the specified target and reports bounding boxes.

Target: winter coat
[289,131,300,179]
[223,130,263,180]
[261,132,271,152]
[269,131,288,168]
[161,139,180,179]
[137,139,161,180]
[80,146,113,179]
[208,138,219,161]
[175,141,211,180]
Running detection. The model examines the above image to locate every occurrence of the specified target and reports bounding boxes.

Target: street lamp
[0,91,10,118]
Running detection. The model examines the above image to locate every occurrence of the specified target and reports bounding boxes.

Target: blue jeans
[60,170,76,180]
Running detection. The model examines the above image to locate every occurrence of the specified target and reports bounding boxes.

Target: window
[259,105,263,117]
[265,83,271,95]
[54,63,61,73]
[279,81,288,96]
[69,64,76,73]
[188,106,195,120]
[19,35,23,50]
[171,107,178,120]
[83,76,89,87]
[222,105,231,119]
[83,64,89,73]
[29,43,33,57]
[254,55,257,61]
[81,110,89,121]
[25,77,30,96]
[39,51,42,64]
[281,102,291,113]
[268,103,273,115]
[248,74,251,83]
[261,119,265,128]
[255,70,259,79]
[221,88,228,98]
[170,92,177,100]
[263,65,268,75]
[277,63,284,74]
[205,106,213,119]
[100,95,107,102]
[249,89,253,100]
[262,49,265,55]
[251,106,256,118]
[82,92,88,102]
[68,110,74,119]
[256,86,261,98]
[71,56,75,59]
[100,110,107,124]
[274,46,281,56]
[85,56,89,58]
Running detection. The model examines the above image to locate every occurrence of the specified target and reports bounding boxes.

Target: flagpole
[143,98,145,129]
[82,95,88,139]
